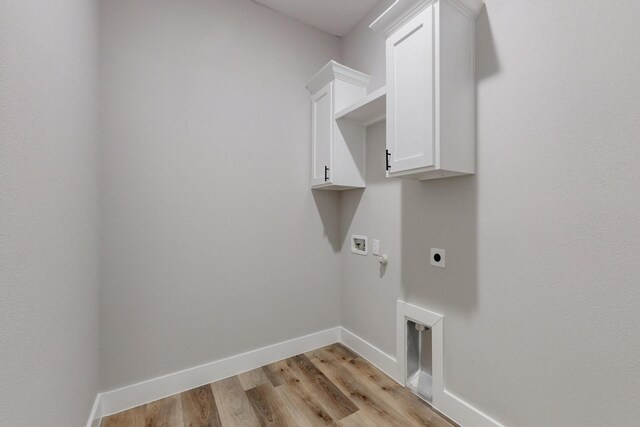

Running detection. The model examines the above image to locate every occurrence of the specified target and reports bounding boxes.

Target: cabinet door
[311,82,333,186]
[386,6,435,173]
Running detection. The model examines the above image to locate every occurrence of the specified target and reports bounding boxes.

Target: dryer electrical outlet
[430,248,445,268]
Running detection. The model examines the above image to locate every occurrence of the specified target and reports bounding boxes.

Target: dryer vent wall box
[351,235,368,255]
[383,0,477,180]
[306,61,370,190]
[406,319,433,402]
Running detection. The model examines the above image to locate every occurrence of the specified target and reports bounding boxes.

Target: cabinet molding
[305,61,370,97]
[370,0,481,37]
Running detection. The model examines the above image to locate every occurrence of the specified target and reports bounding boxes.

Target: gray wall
[98,0,343,390]
[0,1,100,426]
[340,0,640,425]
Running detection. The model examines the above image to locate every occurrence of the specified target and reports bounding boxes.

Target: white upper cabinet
[377,0,478,180]
[311,82,333,187]
[306,61,370,190]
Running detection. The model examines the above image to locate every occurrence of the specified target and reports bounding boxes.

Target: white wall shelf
[335,87,386,126]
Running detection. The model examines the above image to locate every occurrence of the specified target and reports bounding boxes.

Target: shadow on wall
[400,5,499,316]
[400,176,479,314]
[312,188,363,252]
[339,188,365,250]
[476,6,500,81]
[379,257,388,278]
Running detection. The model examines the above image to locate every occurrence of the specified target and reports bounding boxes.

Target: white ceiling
[253,0,379,37]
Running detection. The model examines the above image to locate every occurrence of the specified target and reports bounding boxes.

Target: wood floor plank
[101,405,145,427]
[99,344,457,427]
[335,410,381,427]
[344,356,401,392]
[310,348,420,427]
[262,364,286,387]
[265,358,335,426]
[275,383,334,427]
[180,385,222,427]
[330,343,359,361]
[210,376,261,427]
[291,354,359,421]
[245,382,298,427]
[305,343,357,363]
[238,367,270,391]
[145,395,184,427]
[343,357,454,427]
[265,358,300,384]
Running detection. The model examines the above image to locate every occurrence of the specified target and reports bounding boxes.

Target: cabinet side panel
[438,0,476,174]
[333,80,367,187]
[334,121,366,187]
[334,80,368,111]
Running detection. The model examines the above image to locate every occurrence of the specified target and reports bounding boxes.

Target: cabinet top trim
[306,60,371,95]
[369,0,482,37]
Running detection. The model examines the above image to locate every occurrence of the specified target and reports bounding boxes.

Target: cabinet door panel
[387,6,434,173]
[311,83,333,186]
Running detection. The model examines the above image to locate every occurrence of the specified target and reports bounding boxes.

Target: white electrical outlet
[372,239,380,256]
[431,248,445,268]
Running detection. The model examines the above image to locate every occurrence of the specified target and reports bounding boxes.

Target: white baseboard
[438,390,505,427]
[85,393,102,427]
[88,324,502,427]
[339,327,402,384]
[98,327,341,418]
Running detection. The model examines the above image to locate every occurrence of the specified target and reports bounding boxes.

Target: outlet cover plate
[372,239,380,256]
[430,248,445,268]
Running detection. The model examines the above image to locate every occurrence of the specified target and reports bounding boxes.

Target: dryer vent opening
[406,319,433,402]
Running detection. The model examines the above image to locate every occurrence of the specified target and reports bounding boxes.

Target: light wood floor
[101,344,457,427]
